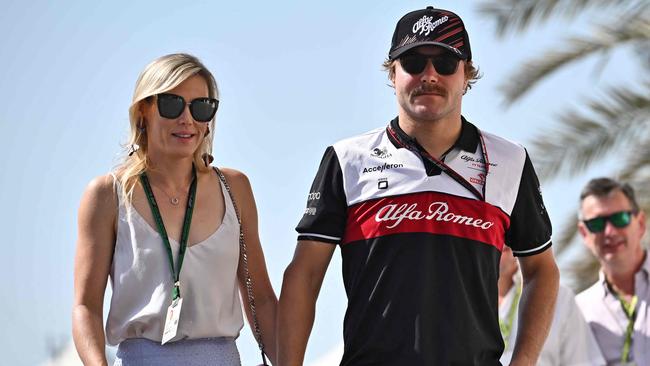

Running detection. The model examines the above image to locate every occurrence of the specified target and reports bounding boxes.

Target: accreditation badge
[161,297,183,345]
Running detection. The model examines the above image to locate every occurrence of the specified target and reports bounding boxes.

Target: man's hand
[277,240,336,366]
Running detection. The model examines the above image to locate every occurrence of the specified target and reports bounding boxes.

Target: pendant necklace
[151,184,187,206]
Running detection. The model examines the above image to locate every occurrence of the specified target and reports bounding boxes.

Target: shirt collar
[387,115,480,153]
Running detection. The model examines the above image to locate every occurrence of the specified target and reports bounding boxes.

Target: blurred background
[0,0,647,365]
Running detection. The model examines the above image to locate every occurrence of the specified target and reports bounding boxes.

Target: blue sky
[0,1,640,365]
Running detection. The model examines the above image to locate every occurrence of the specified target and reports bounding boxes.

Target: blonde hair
[115,53,219,204]
[381,58,481,91]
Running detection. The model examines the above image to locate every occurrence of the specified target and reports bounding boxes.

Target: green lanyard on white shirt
[499,284,522,350]
[619,295,638,364]
[139,166,197,301]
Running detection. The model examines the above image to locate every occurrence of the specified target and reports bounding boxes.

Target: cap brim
[389,42,467,61]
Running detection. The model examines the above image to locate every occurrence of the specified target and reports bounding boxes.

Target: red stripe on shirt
[342,191,509,250]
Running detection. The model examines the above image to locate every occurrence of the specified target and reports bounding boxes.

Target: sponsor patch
[469,173,486,186]
[362,162,403,174]
[371,147,392,159]
[304,207,317,216]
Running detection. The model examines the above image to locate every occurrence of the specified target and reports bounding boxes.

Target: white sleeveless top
[105,174,244,346]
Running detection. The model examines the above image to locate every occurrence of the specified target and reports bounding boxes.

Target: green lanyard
[499,284,522,350]
[139,166,197,301]
[619,295,638,364]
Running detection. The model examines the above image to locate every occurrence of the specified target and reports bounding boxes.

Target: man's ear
[577,221,589,240]
[637,210,646,237]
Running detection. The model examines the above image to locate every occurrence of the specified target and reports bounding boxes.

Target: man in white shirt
[499,246,605,365]
[576,177,649,365]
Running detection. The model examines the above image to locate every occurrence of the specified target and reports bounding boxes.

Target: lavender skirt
[114,337,240,366]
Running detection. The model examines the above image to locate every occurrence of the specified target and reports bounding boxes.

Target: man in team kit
[278,6,559,365]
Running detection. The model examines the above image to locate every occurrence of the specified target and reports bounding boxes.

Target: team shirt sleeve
[505,150,553,256]
[295,146,348,244]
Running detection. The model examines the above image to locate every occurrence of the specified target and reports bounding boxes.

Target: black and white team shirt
[296,117,552,366]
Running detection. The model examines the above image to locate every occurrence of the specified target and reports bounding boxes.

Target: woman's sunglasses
[399,52,460,76]
[156,93,218,123]
[582,210,637,233]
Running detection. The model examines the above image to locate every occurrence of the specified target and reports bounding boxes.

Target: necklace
[150,183,189,206]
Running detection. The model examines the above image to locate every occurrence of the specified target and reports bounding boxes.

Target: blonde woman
[73,53,277,365]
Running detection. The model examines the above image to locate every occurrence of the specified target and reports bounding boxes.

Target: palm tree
[477,0,650,291]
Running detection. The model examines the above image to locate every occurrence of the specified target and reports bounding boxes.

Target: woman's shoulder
[215,167,251,189]
[78,174,119,229]
[213,167,256,204]
[82,173,118,206]
[216,167,248,181]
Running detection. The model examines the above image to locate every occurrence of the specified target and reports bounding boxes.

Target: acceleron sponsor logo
[362,162,403,174]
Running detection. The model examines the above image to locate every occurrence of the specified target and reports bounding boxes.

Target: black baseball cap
[388,6,472,61]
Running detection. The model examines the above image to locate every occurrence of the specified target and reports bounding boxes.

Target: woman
[73,53,277,365]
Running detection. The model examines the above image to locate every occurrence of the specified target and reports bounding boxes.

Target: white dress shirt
[576,252,650,366]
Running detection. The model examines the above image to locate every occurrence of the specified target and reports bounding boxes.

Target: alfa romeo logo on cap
[412,15,449,36]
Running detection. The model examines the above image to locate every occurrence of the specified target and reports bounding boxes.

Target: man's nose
[420,59,439,83]
[603,220,619,236]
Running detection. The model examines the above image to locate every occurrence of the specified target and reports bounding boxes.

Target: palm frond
[500,16,650,105]
[477,0,645,38]
[617,144,650,185]
[531,84,650,181]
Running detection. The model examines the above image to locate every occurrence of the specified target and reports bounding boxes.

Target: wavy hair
[115,53,219,204]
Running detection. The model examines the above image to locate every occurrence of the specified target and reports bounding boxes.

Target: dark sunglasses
[399,52,460,76]
[582,210,637,233]
[156,93,218,123]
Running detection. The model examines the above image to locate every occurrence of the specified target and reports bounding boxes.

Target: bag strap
[213,167,268,365]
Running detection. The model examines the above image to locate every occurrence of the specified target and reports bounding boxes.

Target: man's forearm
[278,265,319,366]
[510,257,559,366]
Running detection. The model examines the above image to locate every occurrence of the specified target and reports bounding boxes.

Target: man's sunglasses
[399,52,460,76]
[582,210,637,233]
[156,93,218,123]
